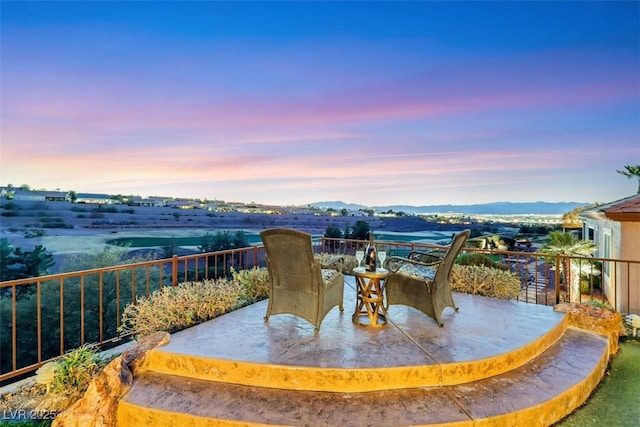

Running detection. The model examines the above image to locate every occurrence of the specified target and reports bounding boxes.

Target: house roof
[580,194,640,222]
[603,194,640,222]
[76,193,111,199]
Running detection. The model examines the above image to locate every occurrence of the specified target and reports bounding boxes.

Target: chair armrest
[385,256,441,273]
[407,251,444,264]
[321,255,345,272]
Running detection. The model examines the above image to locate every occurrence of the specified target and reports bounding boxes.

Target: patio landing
[118,277,609,426]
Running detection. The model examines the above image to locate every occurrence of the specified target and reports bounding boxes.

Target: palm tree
[538,231,597,303]
[617,165,640,194]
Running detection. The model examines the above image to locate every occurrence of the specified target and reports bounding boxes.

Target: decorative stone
[51,331,170,427]
[555,302,623,355]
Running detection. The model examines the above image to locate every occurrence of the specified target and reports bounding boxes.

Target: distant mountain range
[310,201,588,215]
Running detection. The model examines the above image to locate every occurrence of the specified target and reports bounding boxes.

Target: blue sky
[1,1,638,206]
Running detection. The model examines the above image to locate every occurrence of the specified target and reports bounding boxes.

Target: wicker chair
[384,229,470,327]
[260,228,345,333]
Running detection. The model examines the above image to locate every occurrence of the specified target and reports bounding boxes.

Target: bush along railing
[0,246,265,384]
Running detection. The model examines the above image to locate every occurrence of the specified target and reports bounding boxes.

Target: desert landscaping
[0,201,474,270]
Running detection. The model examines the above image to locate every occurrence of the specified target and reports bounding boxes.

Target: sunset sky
[1,1,639,207]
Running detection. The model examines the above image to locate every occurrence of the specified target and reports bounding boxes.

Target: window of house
[603,229,612,280]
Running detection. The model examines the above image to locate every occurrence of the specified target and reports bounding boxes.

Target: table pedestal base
[352,268,388,327]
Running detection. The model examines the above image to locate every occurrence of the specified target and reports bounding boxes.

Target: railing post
[172,255,178,287]
[555,255,561,304]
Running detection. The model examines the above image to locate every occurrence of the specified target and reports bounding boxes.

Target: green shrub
[1,201,19,211]
[24,229,45,238]
[119,279,245,338]
[231,267,269,303]
[450,265,521,299]
[457,253,500,268]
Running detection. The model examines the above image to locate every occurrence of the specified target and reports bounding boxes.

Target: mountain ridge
[310,201,588,215]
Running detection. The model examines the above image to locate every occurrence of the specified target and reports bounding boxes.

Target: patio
[118,275,609,426]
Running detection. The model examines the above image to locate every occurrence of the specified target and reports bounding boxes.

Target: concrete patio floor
[119,276,609,426]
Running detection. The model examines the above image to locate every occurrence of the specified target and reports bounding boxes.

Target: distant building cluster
[0,186,366,217]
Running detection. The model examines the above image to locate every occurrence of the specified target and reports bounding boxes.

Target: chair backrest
[433,229,471,286]
[260,228,319,294]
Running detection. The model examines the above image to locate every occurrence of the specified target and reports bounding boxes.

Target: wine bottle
[365,231,377,272]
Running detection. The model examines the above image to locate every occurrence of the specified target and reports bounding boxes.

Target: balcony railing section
[0,246,264,383]
[2,237,638,384]
[320,236,638,312]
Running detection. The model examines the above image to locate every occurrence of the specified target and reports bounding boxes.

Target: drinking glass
[378,251,387,270]
[355,250,365,267]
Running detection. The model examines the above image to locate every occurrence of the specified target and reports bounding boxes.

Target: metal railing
[320,236,639,312]
[2,237,638,383]
[0,246,265,383]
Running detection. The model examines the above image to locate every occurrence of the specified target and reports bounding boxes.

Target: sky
[1,1,639,207]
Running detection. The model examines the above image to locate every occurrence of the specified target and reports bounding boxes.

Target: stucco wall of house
[620,221,640,314]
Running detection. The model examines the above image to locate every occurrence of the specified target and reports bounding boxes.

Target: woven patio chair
[261,228,345,333]
[384,229,470,326]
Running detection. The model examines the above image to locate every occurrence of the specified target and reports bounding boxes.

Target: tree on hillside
[13,245,55,279]
[199,231,250,272]
[324,225,342,252]
[0,238,18,281]
[561,203,599,230]
[346,220,370,241]
[537,231,597,303]
[0,239,55,282]
[617,165,640,194]
[60,245,155,272]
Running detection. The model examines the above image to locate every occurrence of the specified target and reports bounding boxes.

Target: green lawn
[556,339,640,426]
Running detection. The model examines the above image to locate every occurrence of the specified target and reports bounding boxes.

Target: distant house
[167,199,201,209]
[579,194,640,314]
[43,191,69,202]
[129,197,167,207]
[11,190,47,202]
[205,202,235,212]
[75,193,113,204]
[1,188,69,202]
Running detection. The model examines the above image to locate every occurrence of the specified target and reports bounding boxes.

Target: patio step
[118,328,608,426]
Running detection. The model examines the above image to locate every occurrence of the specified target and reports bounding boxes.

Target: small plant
[450,265,521,299]
[50,344,105,396]
[582,299,614,311]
